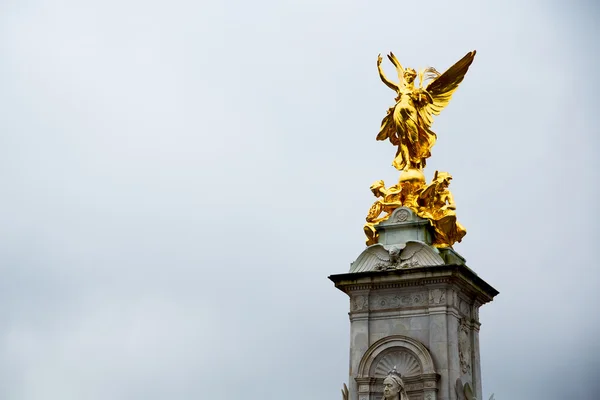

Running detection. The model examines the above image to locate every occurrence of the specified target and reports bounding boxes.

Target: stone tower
[329,207,498,400]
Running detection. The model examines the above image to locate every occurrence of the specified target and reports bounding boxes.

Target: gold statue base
[364,169,466,248]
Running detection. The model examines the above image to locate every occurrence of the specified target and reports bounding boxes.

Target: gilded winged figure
[377,51,476,171]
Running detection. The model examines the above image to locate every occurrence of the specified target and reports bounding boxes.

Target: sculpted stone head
[382,368,405,400]
[383,376,400,400]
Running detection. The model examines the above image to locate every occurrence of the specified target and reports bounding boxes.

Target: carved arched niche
[355,335,440,400]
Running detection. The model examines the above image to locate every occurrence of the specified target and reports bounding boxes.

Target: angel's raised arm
[387,52,405,84]
[377,54,399,92]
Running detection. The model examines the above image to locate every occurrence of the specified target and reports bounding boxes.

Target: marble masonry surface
[329,208,498,400]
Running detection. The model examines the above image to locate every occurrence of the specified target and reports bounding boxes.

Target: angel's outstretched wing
[418,51,476,127]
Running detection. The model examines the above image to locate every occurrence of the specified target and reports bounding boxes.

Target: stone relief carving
[352,295,369,312]
[472,304,480,321]
[459,299,470,317]
[357,335,438,400]
[370,292,427,310]
[374,350,422,378]
[428,288,446,305]
[458,319,471,374]
[394,208,411,222]
[405,383,423,391]
[374,245,418,270]
[350,241,445,273]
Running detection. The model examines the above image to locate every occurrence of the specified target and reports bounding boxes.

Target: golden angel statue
[376,51,476,171]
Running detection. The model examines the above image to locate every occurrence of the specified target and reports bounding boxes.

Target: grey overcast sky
[0,0,598,399]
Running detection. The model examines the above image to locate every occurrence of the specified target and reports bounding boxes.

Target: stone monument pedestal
[329,208,498,400]
[335,48,489,400]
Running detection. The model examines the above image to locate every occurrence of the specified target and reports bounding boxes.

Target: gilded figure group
[364,51,474,248]
[364,170,466,247]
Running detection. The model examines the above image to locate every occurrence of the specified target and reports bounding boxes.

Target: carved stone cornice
[329,264,498,306]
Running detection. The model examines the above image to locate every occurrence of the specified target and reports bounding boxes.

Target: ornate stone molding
[458,318,472,374]
[368,291,428,311]
[328,264,498,400]
[428,288,446,305]
[356,335,439,400]
[358,335,436,377]
[351,294,369,312]
[330,265,499,308]
[373,349,421,377]
[356,375,439,400]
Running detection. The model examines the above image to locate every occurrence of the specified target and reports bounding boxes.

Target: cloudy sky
[1,0,598,399]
